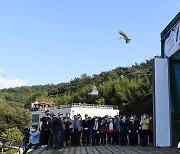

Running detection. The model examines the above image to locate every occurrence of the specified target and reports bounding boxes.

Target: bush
[1,127,22,146]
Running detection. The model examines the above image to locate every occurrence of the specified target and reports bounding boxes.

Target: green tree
[1,127,22,146]
[0,103,31,132]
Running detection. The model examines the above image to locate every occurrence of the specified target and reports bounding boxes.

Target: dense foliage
[0,59,153,116]
[0,102,31,133]
[1,127,22,146]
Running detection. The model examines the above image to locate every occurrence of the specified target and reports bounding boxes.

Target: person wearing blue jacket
[23,124,40,154]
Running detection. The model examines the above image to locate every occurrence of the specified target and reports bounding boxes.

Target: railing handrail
[31,103,118,111]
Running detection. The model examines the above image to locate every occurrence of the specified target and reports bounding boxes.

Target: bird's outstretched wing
[119,31,128,39]
[118,30,131,44]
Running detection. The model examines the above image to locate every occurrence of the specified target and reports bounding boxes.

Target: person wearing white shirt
[92,117,101,146]
[107,118,114,144]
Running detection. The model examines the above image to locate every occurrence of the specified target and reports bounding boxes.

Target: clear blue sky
[0,0,179,88]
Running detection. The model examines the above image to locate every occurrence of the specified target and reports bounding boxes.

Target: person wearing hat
[23,125,40,154]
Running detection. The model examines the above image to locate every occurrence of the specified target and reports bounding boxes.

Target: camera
[22,128,30,138]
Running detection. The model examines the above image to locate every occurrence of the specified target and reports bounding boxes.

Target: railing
[58,103,118,110]
[31,103,118,111]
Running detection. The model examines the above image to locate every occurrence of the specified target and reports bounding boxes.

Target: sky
[0,0,179,89]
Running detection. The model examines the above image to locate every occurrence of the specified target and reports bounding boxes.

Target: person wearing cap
[23,125,40,154]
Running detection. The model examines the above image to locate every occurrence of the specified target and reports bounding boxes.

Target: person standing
[40,110,52,147]
[82,114,91,146]
[64,117,72,146]
[148,116,153,145]
[71,115,81,146]
[140,114,149,146]
[113,116,120,145]
[120,116,128,145]
[107,118,114,145]
[139,115,143,146]
[128,115,139,146]
[58,113,65,148]
[91,117,101,146]
[52,114,62,149]
[100,117,108,145]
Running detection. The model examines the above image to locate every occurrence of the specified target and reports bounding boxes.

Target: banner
[164,22,180,58]
[154,58,171,147]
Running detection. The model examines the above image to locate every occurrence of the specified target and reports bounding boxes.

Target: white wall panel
[154,58,171,147]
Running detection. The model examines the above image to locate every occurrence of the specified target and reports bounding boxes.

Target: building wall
[31,107,119,125]
[31,108,71,125]
[70,107,119,119]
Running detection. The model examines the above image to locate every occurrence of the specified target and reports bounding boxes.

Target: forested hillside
[0,59,153,116]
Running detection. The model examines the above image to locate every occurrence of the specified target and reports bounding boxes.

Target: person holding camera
[23,124,40,154]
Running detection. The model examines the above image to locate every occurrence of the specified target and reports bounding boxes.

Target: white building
[31,103,119,126]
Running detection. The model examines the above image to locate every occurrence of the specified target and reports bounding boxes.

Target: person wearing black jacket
[52,114,62,149]
[82,114,91,146]
[64,117,72,146]
[128,115,139,146]
[40,110,52,147]
[91,117,101,146]
[120,116,128,145]
[100,117,108,145]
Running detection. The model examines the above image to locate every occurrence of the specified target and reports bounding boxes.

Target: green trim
[170,59,180,143]
[161,12,180,57]
[161,12,180,38]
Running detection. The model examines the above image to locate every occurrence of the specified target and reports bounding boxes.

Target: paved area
[29,145,180,154]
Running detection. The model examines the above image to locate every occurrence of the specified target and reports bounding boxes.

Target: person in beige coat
[140,114,149,146]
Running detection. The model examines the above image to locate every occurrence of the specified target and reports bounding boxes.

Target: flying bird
[88,86,99,96]
[118,30,131,44]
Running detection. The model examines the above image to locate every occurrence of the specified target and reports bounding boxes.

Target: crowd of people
[23,110,153,153]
